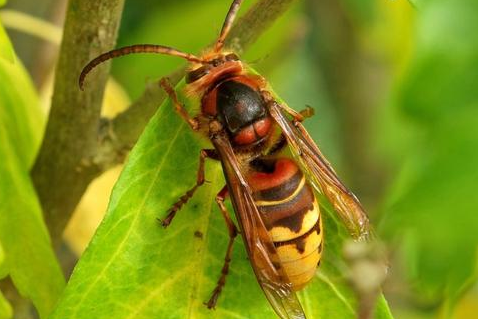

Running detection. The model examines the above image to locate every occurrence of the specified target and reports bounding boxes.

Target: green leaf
[380,0,478,308]
[0,294,11,319]
[0,140,65,319]
[0,23,15,64]
[0,242,4,275]
[50,81,393,319]
[0,37,65,317]
[0,58,43,169]
[0,288,12,319]
[0,242,12,319]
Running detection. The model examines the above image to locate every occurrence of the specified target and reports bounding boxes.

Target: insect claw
[189,118,200,131]
[157,216,172,228]
[203,299,217,310]
[301,105,315,118]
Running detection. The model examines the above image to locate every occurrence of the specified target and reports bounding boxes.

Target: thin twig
[98,0,299,170]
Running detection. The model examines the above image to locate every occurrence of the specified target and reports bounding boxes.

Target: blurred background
[2,0,477,318]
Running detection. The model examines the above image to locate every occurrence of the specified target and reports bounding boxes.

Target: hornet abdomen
[248,158,323,290]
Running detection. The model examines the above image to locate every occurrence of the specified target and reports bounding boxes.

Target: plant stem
[31,0,126,244]
[226,0,298,53]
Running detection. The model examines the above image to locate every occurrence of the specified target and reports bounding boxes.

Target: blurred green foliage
[379,0,478,312]
[0,19,65,319]
[0,21,14,63]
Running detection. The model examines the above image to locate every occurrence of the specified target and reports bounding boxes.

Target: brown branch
[98,0,299,170]
[226,0,299,54]
[31,0,126,245]
[32,0,299,247]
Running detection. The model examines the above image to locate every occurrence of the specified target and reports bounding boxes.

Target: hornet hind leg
[205,186,238,309]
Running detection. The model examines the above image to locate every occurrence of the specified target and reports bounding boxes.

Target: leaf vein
[316,272,355,314]
[70,119,186,316]
[123,265,194,319]
[187,167,220,319]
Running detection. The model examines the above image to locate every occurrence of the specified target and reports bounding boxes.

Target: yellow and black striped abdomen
[249,158,323,291]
